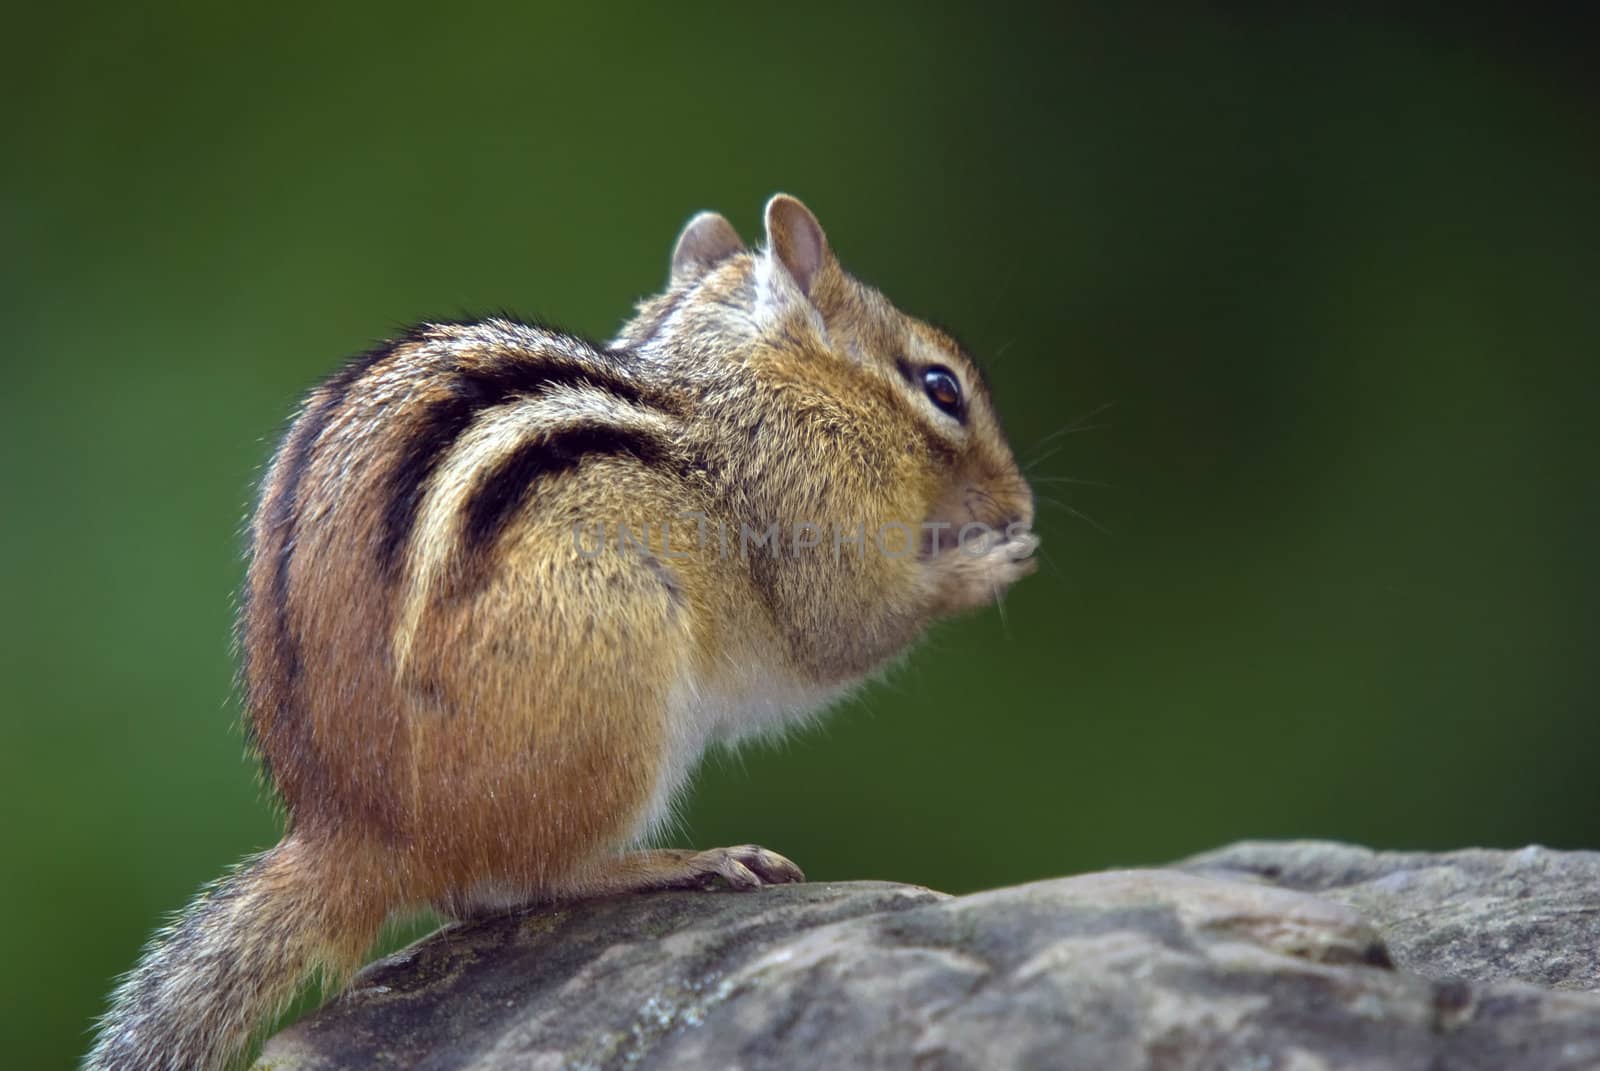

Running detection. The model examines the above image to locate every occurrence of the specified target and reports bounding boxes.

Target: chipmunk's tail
[83,832,390,1071]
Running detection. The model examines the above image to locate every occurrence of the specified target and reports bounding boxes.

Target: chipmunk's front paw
[690,844,806,890]
[927,524,1040,615]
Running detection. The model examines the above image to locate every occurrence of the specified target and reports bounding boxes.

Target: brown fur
[85,195,1035,1070]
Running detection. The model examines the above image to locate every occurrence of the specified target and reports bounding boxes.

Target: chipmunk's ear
[762,194,831,298]
[670,211,744,284]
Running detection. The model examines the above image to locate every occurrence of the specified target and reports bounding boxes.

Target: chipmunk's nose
[963,476,1033,532]
[999,485,1035,535]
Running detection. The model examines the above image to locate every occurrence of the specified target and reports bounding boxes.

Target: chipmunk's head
[617,194,1037,620]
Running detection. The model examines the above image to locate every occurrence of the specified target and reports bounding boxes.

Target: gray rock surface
[1179,839,1600,993]
[255,843,1600,1070]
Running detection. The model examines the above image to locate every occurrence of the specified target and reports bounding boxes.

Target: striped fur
[462,423,671,555]
[377,331,665,572]
[85,195,1038,1070]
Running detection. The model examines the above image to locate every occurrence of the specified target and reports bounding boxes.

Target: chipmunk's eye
[922,366,964,420]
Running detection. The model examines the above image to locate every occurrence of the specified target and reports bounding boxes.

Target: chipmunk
[84,194,1037,1071]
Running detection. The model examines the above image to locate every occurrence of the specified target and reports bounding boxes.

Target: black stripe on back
[461,424,668,557]
[270,341,400,628]
[377,348,660,573]
[247,337,401,786]
[268,341,402,655]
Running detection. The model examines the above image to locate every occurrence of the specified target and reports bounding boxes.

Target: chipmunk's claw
[691,844,806,890]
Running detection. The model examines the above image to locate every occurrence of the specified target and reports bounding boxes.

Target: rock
[255,845,1600,1070]
[1179,839,1600,993]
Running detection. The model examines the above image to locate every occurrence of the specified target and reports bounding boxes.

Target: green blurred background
[4,4,1597,1065]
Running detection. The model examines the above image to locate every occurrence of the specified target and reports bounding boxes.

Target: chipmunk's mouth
[918,518,1036,561]
[918,514,1040,615]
